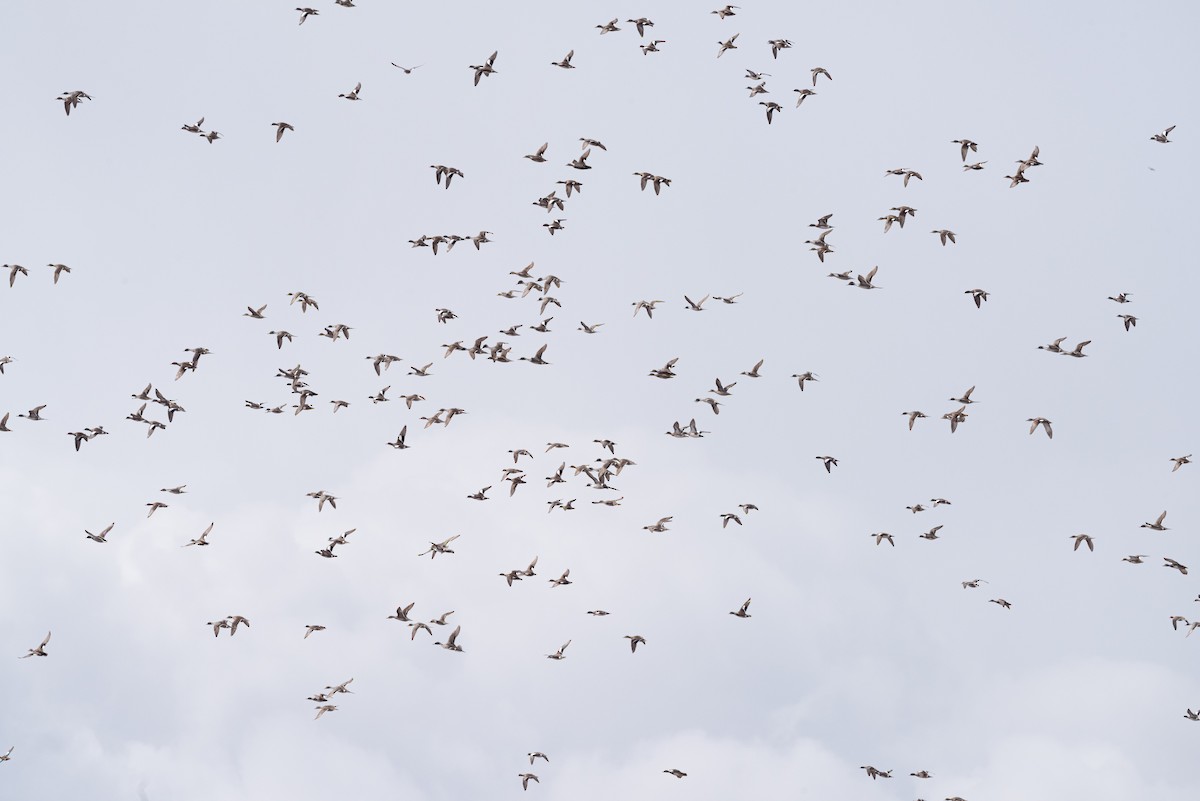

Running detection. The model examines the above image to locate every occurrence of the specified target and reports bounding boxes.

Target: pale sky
[2,1,1198,799]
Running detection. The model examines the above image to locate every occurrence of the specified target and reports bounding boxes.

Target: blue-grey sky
[2,1,1198,799]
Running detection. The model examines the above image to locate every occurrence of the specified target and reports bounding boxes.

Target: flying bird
[19,631,51,658]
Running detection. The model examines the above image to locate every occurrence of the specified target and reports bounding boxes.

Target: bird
[886,168,923,187]
[1164,557,1189,575]
[919,526,943,541]
[47,263,71,284]
[932,229,957,246]
[872,532,895,547]
[307,490,338,511]
[1118,314,1137,331]
[1108,292,1132,303]
[470,51,499,86]
[418,535,460,558]
[793,88,817,107]
[1064,340,1091,358]
[1170,455,1192,472]
[325,678,354,695]
[313,705,337,720]
[427,611,456,628]
[303,625,325,639]
[712,5,738,19]
[902,411,927,430]
[387,603,416,623]
[1027,417,1053,439]
[860,766,891,780]
[625,635,646,653]
[519,774,540,790]
[717,34,739,57]
[627,17,654,37]
[1141,511,1169,531]
[664,769,687,778]
[525,143,549,162]
[596,18,621,33]
[57,90,92,116]
[730,598,752,618]
[567,149,592,170]
[952,139,978,161]
[85,522,115,543]
[391,63,422,74]
[338,82,362,100]
[760,101,782,124]
[943,406,968,433]
[741,359,764,378]
[1070,534,1095,552]
[551,50,575,69]
[949,386,978,405]
[184,523,213,547]
[1123,555,1149,564]
[990,598,1013,609]
[19,631,51,658]
[295,7,319,24]
[6,264,29,287]
[965,288,989,308]
[181,117,204,133]
[228,615,250,635]
[850,266,879,289]
[791,372,818,391]
[434,625,463,651]
[271,122,294,142]
[0,746,12,762]
[546,640,571,660]
[1150,125,1176,143]
[1038,337,1068,353]
[643,516,672,532]
[768,39,793,59]
[816,455,838,473]
[549,569,572,588]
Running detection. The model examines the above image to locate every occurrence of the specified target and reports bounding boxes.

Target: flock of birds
[3,2,1194,798]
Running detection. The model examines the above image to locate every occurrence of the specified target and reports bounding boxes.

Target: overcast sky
[2,1,1199,799]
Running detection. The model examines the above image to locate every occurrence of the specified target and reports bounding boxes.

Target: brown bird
[1069,533,1094,552]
